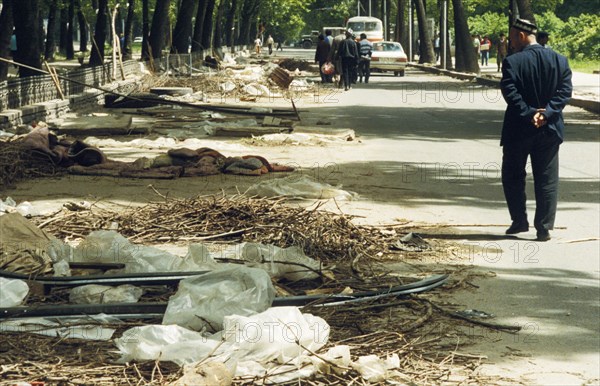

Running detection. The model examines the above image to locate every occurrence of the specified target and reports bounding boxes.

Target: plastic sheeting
[69,284,144,304]
[0,314,117,341]
[0,277,29,307]
[162,266,275,332]
[247,175,355,200]
[0,197,41,217]
[220,242,321,281]
[73,231,218,273]
[116,306,330,383]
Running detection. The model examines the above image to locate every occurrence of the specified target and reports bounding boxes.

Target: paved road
[290,64,599,385]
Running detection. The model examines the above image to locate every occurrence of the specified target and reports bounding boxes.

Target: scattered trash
[162,266,275,332]
[0,314,117,340]
[0,197,41,217]
[351,353,400,382]
[221,242,322,281]
[391,232,431,252]
[456,309,495,319]
[247,175,355,200]
[69,284,144,304]
[117,306,329,383]
[0,277,29,307]
[169,362,233,386]
[73,230,218,273]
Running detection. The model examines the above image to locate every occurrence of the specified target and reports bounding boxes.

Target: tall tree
[66,0,75,59]
[148,0,171,58]
[59,0,68,55]
[395,0,408,49]
[451,0,478,73]
[12,0,42,77]
[515,0,535,23]
[0,0,14,81]
[89,0,108,66]
[172,0,197,53]
[141,0,150,60]
[237,0,260,46]
[123,0,135,59]
[224,0,238,47]
[414,0,434,63]
[45,0,59,61]
[191,0,209,51]
[76,0,88,52]
[201,0,216,49]
[213,0,225,48]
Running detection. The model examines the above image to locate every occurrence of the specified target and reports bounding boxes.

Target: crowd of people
[470,31,549,72]
[314,28,372,91]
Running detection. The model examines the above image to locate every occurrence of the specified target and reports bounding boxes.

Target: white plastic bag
[0,277,29,307]
[221,242,321,281]
[247,175,355,200]
[73,231,216,273]
[351,353,400,382]
[162,266,275,332]
[69,284,144,304]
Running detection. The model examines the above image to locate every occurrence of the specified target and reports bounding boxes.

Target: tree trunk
[0,0,14,81]
[12,0,42,77]
[45,0,59,61]
[213,0,225,48]
[237,0,260,46]
[59,0,68,55]
[395,0,408,49]
[201,0,216,49]
[148,0,171,58]
[191,0,208,51]
[66,0,75,59]
[225,0,237,47]
[438,0,451,69]
[89,0,108,66]
[451,0,478,73]
[172,0,197,53]
[414,0,434,64]
[141,0,150,60]
[122,0,135,59]
[515,0,535,23]
[76,0,88,52]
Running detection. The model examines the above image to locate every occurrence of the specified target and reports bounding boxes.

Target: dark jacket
[500,44,572,145]
[336,37,359,60]
[315,40,331,63]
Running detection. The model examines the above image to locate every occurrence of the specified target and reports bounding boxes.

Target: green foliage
[467,11,507,50]
[261,0,315,43]
[559,13,600,60]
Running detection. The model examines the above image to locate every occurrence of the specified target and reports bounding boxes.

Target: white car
[370,41,408,77]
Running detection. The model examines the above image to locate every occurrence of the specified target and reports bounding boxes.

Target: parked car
[370,41,407,77]
[133,36,143,43]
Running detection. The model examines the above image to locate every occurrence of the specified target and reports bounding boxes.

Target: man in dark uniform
[500,19,572,241]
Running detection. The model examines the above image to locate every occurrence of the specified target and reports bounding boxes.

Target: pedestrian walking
[314,34,331,83]
[480,35,491,66]
[266,35,274,55]
[358,33,372,83]
[496,33,508,72]
[334,29,359,91]
[254,36,262,55]
[500,18,572,241]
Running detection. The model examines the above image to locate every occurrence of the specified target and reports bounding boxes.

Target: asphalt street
[282,50,600,385]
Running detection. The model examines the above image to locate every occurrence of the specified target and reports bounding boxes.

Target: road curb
[409,63,599,114]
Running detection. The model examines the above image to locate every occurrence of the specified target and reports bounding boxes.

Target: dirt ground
[1,60,598,385]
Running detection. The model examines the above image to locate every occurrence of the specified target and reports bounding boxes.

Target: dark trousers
[502,131,560,233]
[341,57,355,89]
[358,59,370,82]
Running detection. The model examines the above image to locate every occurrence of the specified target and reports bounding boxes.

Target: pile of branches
[0,140,64,191]
[35,193,392,263]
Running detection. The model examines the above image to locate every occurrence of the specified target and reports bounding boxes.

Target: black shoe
[506,221,529,234]
[536,230,551,242]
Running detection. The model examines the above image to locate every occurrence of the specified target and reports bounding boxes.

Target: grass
[568,59,599,74]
